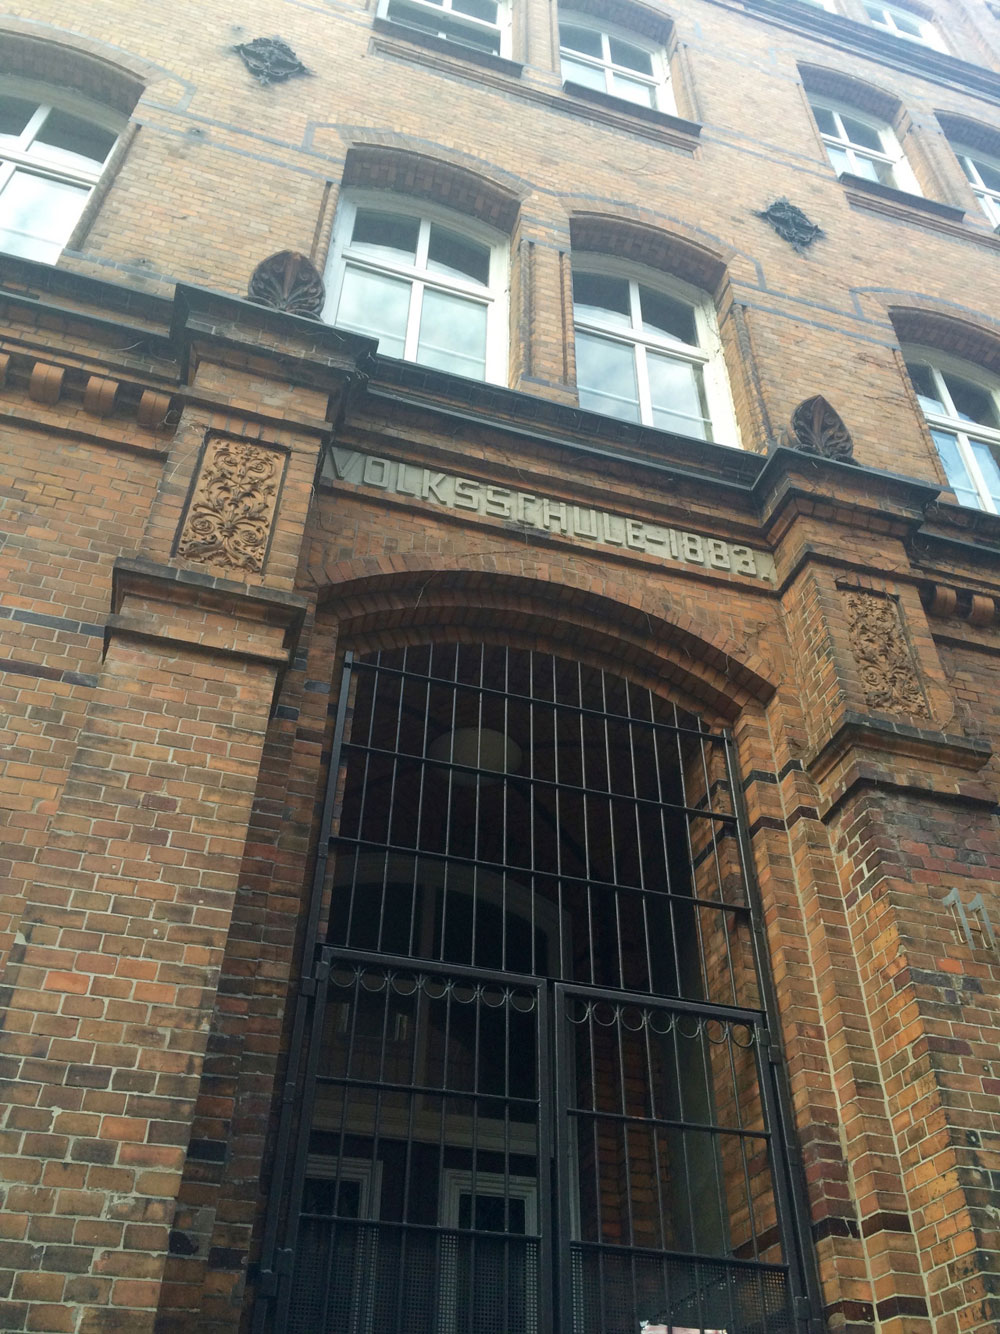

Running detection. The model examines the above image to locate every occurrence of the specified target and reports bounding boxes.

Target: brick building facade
[1,0,1000,1331]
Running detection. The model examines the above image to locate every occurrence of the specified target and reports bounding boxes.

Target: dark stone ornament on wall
[248,250,325,319]
[233,36,310,85]
[783,395,854,461]
[755,198,823,252]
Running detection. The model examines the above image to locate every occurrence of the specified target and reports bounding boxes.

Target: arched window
[0,81,120,262]
[807,94,920,193]
[906,351,1000,512]
[324,194,508,383]
[863,1,944,49]
[572,262,735,443]
[559,12,674,112]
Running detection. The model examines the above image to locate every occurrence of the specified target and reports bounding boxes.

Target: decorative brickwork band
[176,436,284,574]
[844,591,929,717]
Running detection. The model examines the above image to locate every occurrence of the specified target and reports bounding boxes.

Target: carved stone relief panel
[176,436,285,575]
[844,591,929,717]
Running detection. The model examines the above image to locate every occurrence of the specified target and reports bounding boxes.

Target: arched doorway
[255,643,813,1333]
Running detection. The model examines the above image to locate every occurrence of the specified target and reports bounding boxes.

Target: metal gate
[254,644,818,1334]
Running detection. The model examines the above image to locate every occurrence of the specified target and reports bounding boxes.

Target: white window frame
[906,348,1000,513]
[571,257,740,446]
[951,142,1000,230]
[439,1170,540,1334]
[377,0,511,56]
[863,2,945,49]
[0,78,121,263]
[808,95,921,194]
[558,13,675,113]
[324,192,509,385]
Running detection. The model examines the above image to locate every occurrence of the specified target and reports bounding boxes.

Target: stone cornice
[741,0,1000,104]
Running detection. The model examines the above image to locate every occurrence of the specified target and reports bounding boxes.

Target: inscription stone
[323,448,777,584]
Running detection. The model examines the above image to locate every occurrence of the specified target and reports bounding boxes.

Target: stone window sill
[838,173,965,224]
[560,81,702,140]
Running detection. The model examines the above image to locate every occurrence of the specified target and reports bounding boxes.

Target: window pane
[841,115,883,153]
[812,106,838,137]
[825,145,851,176]
[575,331,640,422]
[906,362,946,415]
[609,72,655,106]
[872,157,898,187]
[336,265,411,358]
[944,372,1000,428]
[974,158,1000,192]
[560,24,604,58]
[931,430,982,508]
[893,11,923,36]
[29,109,116,171]
[608,38,653,75]
[427,224,490,285]
[971,440,1000,510]
[638,286,697,345]
[647,350,711,439]
[562,56,605,90]
[0,170,88,260]
[0,95,36,143]
[351,209,419,260]
[416,287,488,378]
[573,273,631,327]
[452,0,497,21]
[864,4,888,19]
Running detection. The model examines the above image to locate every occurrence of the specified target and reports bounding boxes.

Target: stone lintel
[109,556,308,669]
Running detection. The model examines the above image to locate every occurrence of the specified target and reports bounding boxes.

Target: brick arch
[798,63,902,125]
[313,560,775,719]
[935,111,1000,160]
[889,303,1000,375]
[569,208,731,295]
[0,25,183,113]
[341,141,525,231]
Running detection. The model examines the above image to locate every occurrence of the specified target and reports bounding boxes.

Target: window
[950,143,1000,229]
[808,97,920,193]
[906,353,1000,512]
[378,0,509,55]
[261,642,813,1334]
[559,15,674,111]
[0,87,119,262]
[864,2,944,48]
[324,197,508,383]
[572,266,734,442]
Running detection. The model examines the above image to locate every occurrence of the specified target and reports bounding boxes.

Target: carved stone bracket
[782,395,854,461]
[233,37,310,85]
[248,250,325,319]
[176,436,285,575]
[844,591,929,717]
[755,198,823,252]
